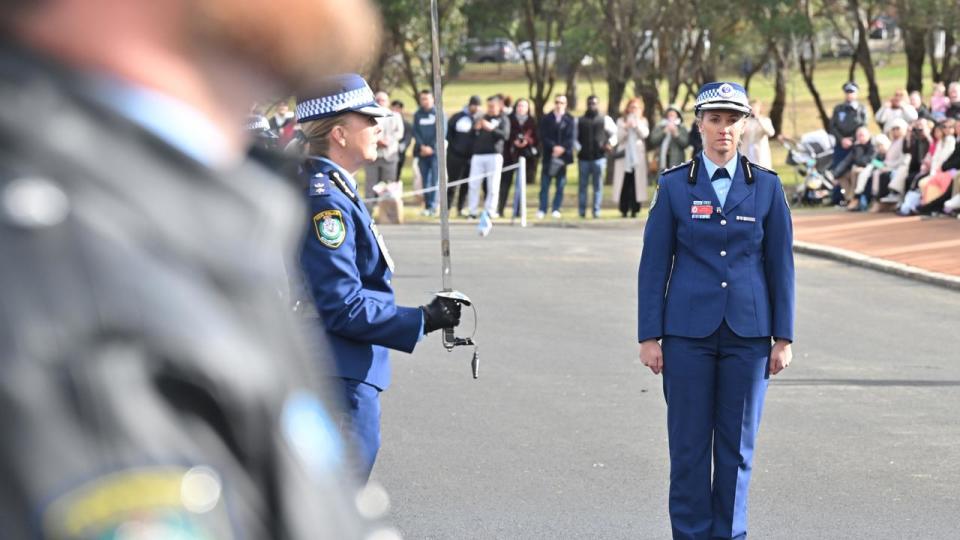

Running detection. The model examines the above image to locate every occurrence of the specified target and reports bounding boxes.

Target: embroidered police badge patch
[313,209,346,248]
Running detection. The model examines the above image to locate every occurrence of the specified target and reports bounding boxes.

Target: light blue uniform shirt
[82,74,234,168]
[701,152,738,208]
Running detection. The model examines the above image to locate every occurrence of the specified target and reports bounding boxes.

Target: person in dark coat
[499,98,539,216]
[0,0,387,537]
[447,96,481,216]
[829,81,868,167]
[538,94,576,218]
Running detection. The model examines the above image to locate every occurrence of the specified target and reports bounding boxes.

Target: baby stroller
[782,129,836,206]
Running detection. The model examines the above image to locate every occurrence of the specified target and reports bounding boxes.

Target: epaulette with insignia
[309,171,333,197]
[328,171,358,203]
[746,161,778,176]
[661,160,693,175]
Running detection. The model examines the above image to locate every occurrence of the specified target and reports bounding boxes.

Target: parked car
[466,38,520,63]
[517,41,558,65]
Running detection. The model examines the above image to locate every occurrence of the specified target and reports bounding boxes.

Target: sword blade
[430,0,453,293]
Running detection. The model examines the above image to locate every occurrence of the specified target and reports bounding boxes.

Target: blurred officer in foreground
[637,82,795,540]
[0,0,385,538]
[295,74,464,483]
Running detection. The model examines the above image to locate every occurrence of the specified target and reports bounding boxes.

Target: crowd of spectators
[825,80,960,217]
[300,89,776,220]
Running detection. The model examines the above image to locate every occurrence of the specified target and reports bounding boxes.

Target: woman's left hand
[769,340,793,375]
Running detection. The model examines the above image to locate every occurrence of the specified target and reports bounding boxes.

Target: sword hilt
[434,290,477,378]
[442,328,456,352]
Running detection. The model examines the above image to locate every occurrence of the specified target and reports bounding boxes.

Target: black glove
[421,296,463,334]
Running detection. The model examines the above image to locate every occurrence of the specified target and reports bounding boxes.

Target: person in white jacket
[363,91,405,205]
[874,89,919,131]
[612,98,650,217]
[741,99,775,168]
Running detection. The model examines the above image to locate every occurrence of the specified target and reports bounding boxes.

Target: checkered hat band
[244,117,271,131]
[297,87,376,121]
[696,87,748,108]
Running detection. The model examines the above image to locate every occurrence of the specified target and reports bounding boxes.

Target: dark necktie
[712,168,730,181]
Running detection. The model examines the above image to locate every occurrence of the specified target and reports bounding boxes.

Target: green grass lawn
[381,54,929,223]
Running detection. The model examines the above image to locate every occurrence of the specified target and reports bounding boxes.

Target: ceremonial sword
[429,0,479,379]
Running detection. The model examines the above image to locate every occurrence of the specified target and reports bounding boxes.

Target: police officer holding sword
[637,82,795,540]
[295,74,464,483]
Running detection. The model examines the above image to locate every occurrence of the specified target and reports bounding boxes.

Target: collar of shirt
[81,73,235,169]
[313,156,359,190]
[701,151,738,180]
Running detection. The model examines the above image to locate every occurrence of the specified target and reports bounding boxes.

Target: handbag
[547,156,565,177]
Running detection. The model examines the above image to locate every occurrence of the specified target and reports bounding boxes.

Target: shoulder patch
[313,209,346,248]
[649,183,660,211]
[41,466,229,538]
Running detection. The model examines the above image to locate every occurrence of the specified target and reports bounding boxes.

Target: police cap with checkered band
[296,74,393,123]
[694,81,752,116]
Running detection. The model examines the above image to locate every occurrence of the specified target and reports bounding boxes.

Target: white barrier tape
[362,161,522,203]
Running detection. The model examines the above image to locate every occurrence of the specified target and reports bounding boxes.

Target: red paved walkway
[792,210,960,277]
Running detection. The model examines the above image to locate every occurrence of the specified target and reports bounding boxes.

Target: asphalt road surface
[371,222,960,539]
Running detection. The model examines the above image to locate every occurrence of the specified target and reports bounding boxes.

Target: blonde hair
[301,115,349,156]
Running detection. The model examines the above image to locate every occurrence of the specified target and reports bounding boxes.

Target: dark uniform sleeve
[637,177,677,342]
[763,178,796,342]
[0,210,366,540]
[300,195,421,353]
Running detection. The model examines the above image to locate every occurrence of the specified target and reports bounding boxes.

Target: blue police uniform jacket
[638,154,795,343]
[299,157,422,390]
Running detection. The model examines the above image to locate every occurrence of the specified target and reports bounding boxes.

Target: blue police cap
[842,81,859,93]
[694,82,751,115]
[296,74,392,123]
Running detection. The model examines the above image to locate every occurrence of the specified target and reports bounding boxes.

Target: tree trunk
[943,31,959,83]
[607,77,626,121]
[365,35,393,91]
[850,0,881,113]
[742,49,770,93]
[930,29,956,83]
[799,52,831,132]
[769,44,788,137]
[399,42,421,101]
[902,26,926,93]
[565,64,580,112]
[847,56,858,84]
[634,76,660,129]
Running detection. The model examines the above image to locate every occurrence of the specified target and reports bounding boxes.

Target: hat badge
[718,84,735,98]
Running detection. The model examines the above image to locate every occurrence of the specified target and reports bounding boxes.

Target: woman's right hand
[640,339,663,375]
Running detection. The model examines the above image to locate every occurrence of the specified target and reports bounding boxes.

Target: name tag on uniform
[736,215,756,223]
[691,200,713,220]
[370,222,396,272]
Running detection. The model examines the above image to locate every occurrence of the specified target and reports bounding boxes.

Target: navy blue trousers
[330,377,382,483]
[662,322,771,540]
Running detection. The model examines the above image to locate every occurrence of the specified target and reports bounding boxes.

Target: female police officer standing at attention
[637,82,795,540]
[296,74,463,482]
